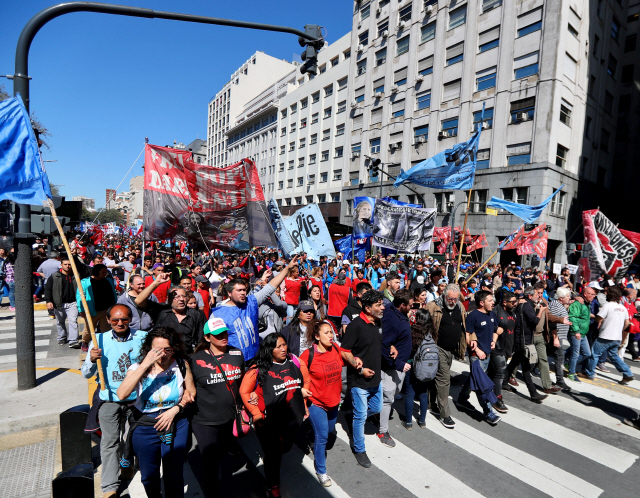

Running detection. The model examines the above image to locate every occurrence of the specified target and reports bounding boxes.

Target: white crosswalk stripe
[0,329,50,340]
[0,311,53,364]
[0,351,48,365]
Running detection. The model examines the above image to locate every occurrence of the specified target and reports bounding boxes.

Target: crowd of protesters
[2,231,639,498]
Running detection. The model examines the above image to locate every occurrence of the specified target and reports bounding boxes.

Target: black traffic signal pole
[12,1,322,390]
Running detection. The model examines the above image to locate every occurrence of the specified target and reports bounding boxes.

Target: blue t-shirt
[465,309,498,356]
[210,295,260,360]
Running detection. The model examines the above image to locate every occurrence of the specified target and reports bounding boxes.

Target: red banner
[516,224,548,259]
[466,232,489,253]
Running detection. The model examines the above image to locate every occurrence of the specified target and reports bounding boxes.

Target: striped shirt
[548,299,569,339]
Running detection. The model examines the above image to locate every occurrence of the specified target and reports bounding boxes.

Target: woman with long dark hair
[240,333,311,498]
[116,327,195,498]
[281,300,317,356]
[401,308,435,430]
[309,284,327,320]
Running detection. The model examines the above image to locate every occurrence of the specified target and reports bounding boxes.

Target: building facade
[105,189,116,210]
[128,176,144,223]
[72,196,95,210]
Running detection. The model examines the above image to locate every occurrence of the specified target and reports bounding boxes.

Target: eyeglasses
[110,318,131,323]
[300,309,315,314]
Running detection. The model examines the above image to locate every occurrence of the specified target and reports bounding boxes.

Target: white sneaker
[317,473,332,487]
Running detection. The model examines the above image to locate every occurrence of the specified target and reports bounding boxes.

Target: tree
[81,207,93,221]
[0,84,51,149]
[50,184,61,196]
[95,209,124,224]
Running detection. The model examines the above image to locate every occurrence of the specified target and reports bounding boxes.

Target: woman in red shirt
[351,268,369,293]
[284,266,307,321]
[309,267,325,298]
[327,269,351,334]
[299,321,350,487]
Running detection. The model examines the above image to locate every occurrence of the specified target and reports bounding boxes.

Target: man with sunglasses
[81,304,148,498]
[490,291,518,411]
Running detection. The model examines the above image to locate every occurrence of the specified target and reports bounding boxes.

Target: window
[471,189,488,212]
[514,52,539,79]
[306,195,313,204]
[510,97,535,122]
[374,78,385,94]
[449,5,467,29]
[279,163,284,172]
[446,42,464,65]
[338,77,348,91]
[560,100,572,126]
[442,118,459,137]
[337,100,347,113]
[295,196,302,205]
[378,19,389,37]
[391,99,405,118]
[550,191,566,216]
[297,177,304,186]
[568,23,579,39]
[502,187,528,204]
[291,103,297,114]
[309,153,317,164]
[353,112,363,129]
[625,34,637,53]
[320,172,328,183]
[418,56,434,76]
[289,142,295,151]
[607,55,617,79]
[370,138,381,153]
[397,35,410,56]
[517,8,542,37]
[322,129,330,141]
[278,181,284,189]
[312,92,320,103]
[310,134,318,145]
[421,22,436,43]
[350,171,360,186]
[584,116,592,139]
[325,85,333,97]
[399,5,412,23]
[336,124,345,136]
[280,145,285,155]
[506,143,531,166]
[483,0,502,12]
[288,160,294,169]
[601,128,610,152]
[359,31,369,47]
[280,127,286,136]
[564,53,577,81]
[435,193,454,213]
[361,2,370,20]
[281,109,287,118]
[355,91,365,103]
[389,132,403,151]
[357,59,367,76]
[321,150,329,161]
[611,18,620,42]
[290,122,297,133]
[416,90,431,110]
[622,65,634,83]
[287,179,293,188]
[394,67,408,86]
[333,169,342,180]
[376,48,387,66]
[344,50,351,60]
[414,124,429,141]
[318,194,326,203]
[299,138,306,148]
[479,26,500,52]
[555,144,568,168]
[301,118,307,129]
[473,108,494,129]
[476,67,496,90]
[324,107,332,119]
[331,192,340,203]
[477,149,490,169]
[443,79,461,101]
[331,57,339,67]
[311,113,319,124]
[604,91,613,114]
[301,98,308,109]
[307,174,315,184]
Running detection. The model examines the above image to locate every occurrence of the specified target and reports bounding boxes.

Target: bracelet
[176,405,184,414]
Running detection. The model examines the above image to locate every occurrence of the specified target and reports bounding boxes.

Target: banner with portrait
[371,199,436,252]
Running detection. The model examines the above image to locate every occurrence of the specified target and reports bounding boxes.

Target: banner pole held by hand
[464,249,498,286]
[455,189,472,283]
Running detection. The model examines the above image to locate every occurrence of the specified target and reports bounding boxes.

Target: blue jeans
[351,384,383,453]
[131,416,189,498]
[402,368,429,424]
[585,339,633,378]
[8,281,15,307]
[459,356,494,415]
[308,404,338,475]
[569,335,591,375]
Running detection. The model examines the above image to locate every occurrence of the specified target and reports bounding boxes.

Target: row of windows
[281,79,348,118]
[274,193,341,206]
[274,169,343,189]
[228,115,277,146]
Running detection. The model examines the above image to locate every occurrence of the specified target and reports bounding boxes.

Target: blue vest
[210,295,260,360]
[97,330,148,402]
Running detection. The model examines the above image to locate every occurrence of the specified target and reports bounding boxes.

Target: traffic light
[30,195,79,235]
[368,158,381,178]
[454,230,461,245]
[0,200,13,234]
[298,25,323,75]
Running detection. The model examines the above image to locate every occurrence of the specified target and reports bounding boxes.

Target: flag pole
[46,200,106,391]
[464,249,498,286]
[455,189,472,283]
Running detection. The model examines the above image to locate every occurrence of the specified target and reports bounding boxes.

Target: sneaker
[632,358,640,362]
[57,339,67,345]
[543,386,562,394]
[266,486,281,498]
[485,412,501,425]
[595,364,610,373]
[577,372,595,381]
[417,420,426,429]
[530,392,548,404]
[68,341,81,349]
[567,373,581,382]
[377,432,395,448]
[492,398,509,413]
[619,376,634,385]
[354,451,371,468]
[401,420,413,431]
[455,398,476,412]
[555,381,571,391]
[316,473,332,487]
[440,416,455,429]
[508,377,519,387]
[9,307,15,312]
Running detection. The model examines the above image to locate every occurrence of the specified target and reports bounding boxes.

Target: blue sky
[1,0,352,208]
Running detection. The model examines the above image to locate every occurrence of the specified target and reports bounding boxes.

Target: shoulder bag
[210,352,251,438]
[519,305,538,365]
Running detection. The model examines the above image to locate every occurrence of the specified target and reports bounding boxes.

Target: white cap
[588,281,603,290]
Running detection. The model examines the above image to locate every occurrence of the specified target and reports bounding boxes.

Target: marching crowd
[1,234,640,498]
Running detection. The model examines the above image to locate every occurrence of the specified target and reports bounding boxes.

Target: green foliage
[95,209,124,224]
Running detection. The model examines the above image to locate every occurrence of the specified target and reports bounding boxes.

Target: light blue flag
[0,95,52,204]
[380,196,422,208]
[334,235,370,263]
[487,185,564,224]
[283,203,336,260]
[394,129,481,190]
[267,198,296,258]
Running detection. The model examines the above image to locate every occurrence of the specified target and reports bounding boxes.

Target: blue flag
[267,198,296,258]
[487,185,564,224]
[394,129,481,190]
[0,95,52,204]
[334,235,370,263]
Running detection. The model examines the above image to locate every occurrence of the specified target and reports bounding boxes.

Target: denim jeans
[585,338,634,378]
[308,404,338,475]
[8,281,15,308]
[568,334,591,375]
[350,384,383,453]
[402,368,429,424]
[487,351,507,397]
[459,356,495,415]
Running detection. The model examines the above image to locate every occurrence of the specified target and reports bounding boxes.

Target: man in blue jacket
[378,288,414,448]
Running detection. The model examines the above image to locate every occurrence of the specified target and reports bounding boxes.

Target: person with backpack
[408,261,428,291]
[299,320,346,488]
[378,289,414,448]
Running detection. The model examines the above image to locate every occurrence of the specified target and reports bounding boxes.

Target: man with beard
[489,291,517,410]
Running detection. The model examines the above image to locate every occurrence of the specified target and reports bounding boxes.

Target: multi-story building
[338,0,623,265]
[105,189,116,210]
[115,192,131,225]
[72,196,95,210]
[206,52,296,168]
[128,176,144,222]
[267,33,352,222]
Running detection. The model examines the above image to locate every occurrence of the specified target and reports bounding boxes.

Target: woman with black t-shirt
[188,317,245,498]
[240,333,311,498]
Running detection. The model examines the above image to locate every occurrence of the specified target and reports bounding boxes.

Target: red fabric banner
[466,232,489,253]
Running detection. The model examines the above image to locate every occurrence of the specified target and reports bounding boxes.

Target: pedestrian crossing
[0,310,54,365]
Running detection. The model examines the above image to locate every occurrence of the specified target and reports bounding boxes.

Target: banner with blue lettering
[267,198,296,258]
[282,203,336,260]
[393,129,481,191]
[335,235,370,262]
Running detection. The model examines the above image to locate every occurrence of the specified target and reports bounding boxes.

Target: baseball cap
[297,300,315,312]
[438,278,448,285]
[588,281,603,290]
[433,261,441,266]
[195,275,208,283]
[204,317,229,336]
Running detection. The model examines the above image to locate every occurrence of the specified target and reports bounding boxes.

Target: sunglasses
[110,318,131,323]
[300,309,315,313]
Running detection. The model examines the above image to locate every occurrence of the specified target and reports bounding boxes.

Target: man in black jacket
[490,291,517,408]
[341,281,373,335]
[378,289,413,448]
[45,258,80,347]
